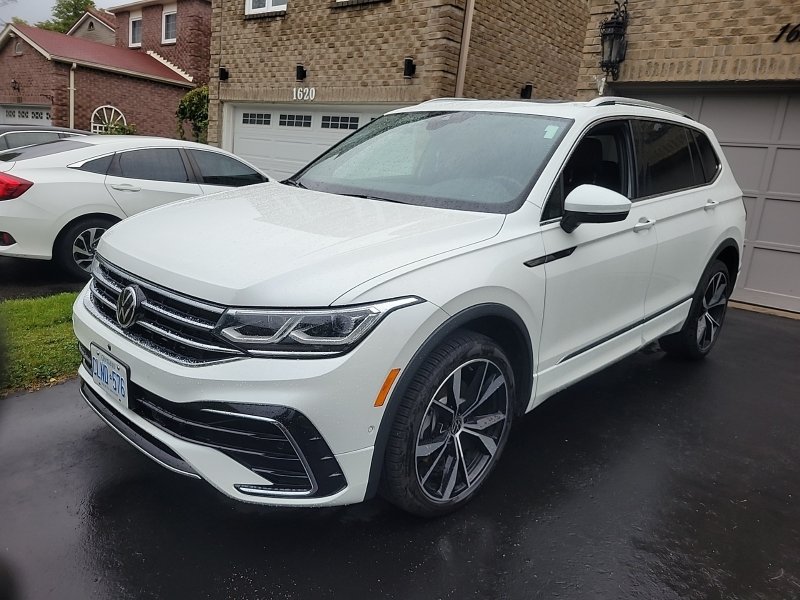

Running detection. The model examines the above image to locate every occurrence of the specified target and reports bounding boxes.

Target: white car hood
[98,183,505,306]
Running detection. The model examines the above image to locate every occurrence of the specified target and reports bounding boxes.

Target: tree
[36,0,95,33]
[176,85,209,143]
[11,16,28,25]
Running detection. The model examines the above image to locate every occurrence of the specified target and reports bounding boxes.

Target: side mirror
[560,184,632,233]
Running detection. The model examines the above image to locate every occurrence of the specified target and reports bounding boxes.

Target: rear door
[185,149,267,195]
[104,148,202,215]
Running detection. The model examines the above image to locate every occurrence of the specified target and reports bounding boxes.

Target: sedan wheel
[56,217,116,280]
[72,227,106,273]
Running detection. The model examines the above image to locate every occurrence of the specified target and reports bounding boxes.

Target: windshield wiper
[282,178,307,189]
[341,193,405,204]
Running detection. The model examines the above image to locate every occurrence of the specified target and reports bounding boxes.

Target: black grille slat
[88,258,245,365]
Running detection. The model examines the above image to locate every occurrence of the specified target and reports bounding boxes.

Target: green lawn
[0,292,81,396]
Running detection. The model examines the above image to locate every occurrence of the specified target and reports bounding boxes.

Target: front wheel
[55,217,115,280]
[381,331,515,517]
[660,260,731,359]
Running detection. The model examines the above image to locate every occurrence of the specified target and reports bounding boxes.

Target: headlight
[214,297,423,357]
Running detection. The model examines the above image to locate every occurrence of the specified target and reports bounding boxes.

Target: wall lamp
[599,0,629,81]
[218,67,229,81]
[296,64,307,81]
[403,57,416,79]
[520,83,533,99]
[10,79,20,93]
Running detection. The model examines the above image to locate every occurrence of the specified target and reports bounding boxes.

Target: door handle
[633,217,656,232]
[704,199,719,211]
[110,184,141,192]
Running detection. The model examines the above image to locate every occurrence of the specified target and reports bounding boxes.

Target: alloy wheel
[697,271,728,351]
[72,227,106,272]
[415,359,509,503]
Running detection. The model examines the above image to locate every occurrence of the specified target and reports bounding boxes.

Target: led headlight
[214,297,423,357]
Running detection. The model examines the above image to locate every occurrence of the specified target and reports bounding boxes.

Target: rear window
[0,140,91,162]
[691,130,721,184]
[631,120,698,198]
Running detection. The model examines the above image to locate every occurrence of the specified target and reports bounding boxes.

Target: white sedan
[0,136,268,278]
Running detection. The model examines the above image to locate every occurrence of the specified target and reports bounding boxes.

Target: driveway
[0,256,83,301]
[1,309,799,600]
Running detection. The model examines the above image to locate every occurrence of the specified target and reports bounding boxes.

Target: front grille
[87,257,245,365]
[128,386,347,497]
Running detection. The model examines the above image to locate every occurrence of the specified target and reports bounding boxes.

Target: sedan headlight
[214,297,423,357]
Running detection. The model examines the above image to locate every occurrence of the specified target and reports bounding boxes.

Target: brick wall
[114,0,211,84]
[206,0,467,145]
[577,0,800,99]
[0,37,55,107]
[463,0,587,100]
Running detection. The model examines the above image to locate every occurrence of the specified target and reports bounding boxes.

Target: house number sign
[774,24,800,43]
[293,87,316,101]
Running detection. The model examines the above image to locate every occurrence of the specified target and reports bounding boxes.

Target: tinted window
[4,131,61,149]
[116,149,189,183]
[78,154,114,175]
[0,140,90,162]
[188,150,264,187]
[692,130,720,184]
[0,136,7,150]
[542,120,629,221]
[632,120,698,198]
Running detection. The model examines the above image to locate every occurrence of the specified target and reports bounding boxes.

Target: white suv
[73,98,745,516]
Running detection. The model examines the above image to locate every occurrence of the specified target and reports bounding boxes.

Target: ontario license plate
[91,344,129,408]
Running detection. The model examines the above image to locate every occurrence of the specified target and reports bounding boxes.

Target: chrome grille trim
[87,256,246,366]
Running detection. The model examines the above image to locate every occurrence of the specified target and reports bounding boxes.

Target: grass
[0,292,81,397]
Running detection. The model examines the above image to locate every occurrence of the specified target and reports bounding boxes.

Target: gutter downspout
[455,0,476,97]
[69,62,76,129]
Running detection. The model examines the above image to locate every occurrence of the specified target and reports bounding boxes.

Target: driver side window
[542,120,630,221]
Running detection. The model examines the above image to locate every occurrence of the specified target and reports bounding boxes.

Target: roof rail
[586,96,694,120]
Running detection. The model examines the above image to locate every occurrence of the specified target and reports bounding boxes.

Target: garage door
[230,104,403,180]
[0,105,52,126]
[625,90,800,313]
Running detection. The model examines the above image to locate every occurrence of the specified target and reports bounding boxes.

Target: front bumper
[73,285,446,507]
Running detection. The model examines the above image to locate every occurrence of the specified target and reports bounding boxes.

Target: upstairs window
[129,10,142,47]
[246,0,288,15]
[162,4,177,43]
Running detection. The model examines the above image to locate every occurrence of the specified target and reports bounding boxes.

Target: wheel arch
[365,303,534,500]
[710,238,740,289]
[52,212,121,257]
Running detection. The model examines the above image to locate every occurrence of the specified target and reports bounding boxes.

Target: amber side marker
[374,368,401,407]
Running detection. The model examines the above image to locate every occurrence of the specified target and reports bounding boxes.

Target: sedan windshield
[0,140,90,162]
[289,110,572,213]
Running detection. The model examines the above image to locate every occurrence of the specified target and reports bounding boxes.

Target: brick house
[67,7,118,45]
[207,0,588,179]
[577,0,800,312]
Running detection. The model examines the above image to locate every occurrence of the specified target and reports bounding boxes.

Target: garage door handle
[633,218,656,232]
[704,199,719,211]
[110,184,141,192]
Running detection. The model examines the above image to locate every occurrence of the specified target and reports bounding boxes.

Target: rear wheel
[660,260,730,359]
[55,217,116,280]
[381,331,515,517]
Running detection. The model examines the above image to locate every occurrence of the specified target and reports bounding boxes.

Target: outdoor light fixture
[403,57,416,79]
[10,79,20,93]
[218,67,229,81]
[296,64,307,81]
[520,83,533,99]
[599,0,629,81]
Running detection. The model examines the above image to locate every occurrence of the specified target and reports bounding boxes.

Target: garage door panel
[745,248,800,298]
[768,148,800,195]
[722,145,768,192]
[756,198,800,248]
[698,94,781,140]
[780,96,800,141]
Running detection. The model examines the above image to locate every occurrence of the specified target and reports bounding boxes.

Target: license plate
[91,344,129,408]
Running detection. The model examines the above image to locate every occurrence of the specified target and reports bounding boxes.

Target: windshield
[0,140,91,162]
[289,110,571,213]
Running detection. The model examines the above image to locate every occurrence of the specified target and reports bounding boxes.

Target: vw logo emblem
[116,285,144,329]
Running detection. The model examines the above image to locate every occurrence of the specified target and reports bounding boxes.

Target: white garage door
[230,104,403,180]
[0,105,52,126]
[626,90,800,313]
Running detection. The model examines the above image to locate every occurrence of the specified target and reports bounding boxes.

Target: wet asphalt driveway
[0,256,83,301]
[1,309,799,600]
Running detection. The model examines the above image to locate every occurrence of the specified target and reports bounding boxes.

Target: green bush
[176,85,209,143]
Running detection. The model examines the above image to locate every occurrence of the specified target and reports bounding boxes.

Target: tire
[381,330,516,517]
[659,259,731,360]
[55,217,116,280]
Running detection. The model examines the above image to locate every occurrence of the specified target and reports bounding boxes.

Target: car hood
[98,183,505,306]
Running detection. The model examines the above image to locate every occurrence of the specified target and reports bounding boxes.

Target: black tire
[381,330,516,517]
[55,217,116,280]
[659,259,731,360]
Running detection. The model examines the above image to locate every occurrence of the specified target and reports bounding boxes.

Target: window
[91,105,127,134]
[242,112,271,125]
[0,140,90,162]
[88,21,95,31]
[77,154,114,175]
[189,150,265,187]
[542,120,630,221]
[245,0,288,15]
[631,120,698,199]
[115,149,189,183]
[279,114,311,128]
[14,41,23,55]
[691,130,721,184]
[162,4,177,43]
[4,131,62,149]
[322,116,359,130]
[129,10,142,47]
